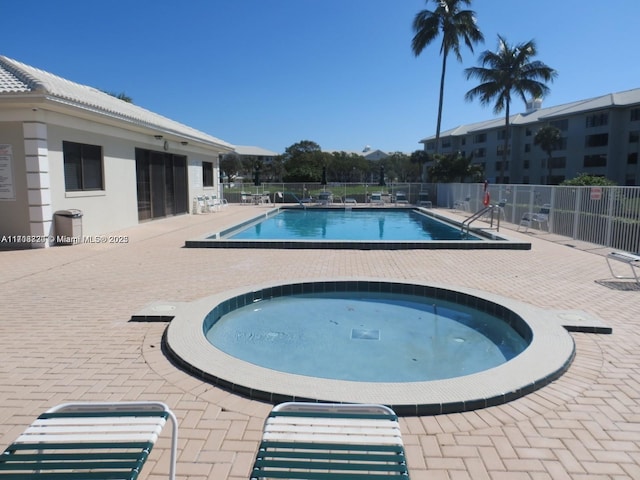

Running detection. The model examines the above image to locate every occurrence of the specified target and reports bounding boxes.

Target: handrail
[461,206,496,236]
[278,191,306,209]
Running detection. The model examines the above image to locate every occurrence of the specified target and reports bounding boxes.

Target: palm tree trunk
[501,100,510,183]
[435,53,448,154]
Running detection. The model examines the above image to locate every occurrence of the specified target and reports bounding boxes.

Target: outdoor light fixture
[181,141,188,146]
[154,135,163,140]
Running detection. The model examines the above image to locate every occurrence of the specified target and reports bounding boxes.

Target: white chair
[606,251,640,283]
[394,192,408,204]
[518,204,550,232]
[241,192,252,205]
[193,195,206,214]
[370,192,384,206]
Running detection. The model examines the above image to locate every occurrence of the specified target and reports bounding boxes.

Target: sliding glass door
[136,148,187,221]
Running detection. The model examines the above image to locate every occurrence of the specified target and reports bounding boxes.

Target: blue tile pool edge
[184,207,531,250]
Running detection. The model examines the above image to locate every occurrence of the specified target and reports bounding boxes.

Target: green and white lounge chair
[251,402,409,479]
[0,401,178,480]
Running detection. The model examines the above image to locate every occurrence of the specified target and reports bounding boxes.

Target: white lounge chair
[606,251,640,283]
[251,402,409,479]
[394,192,409,204]
[0,401,178,480]
[370,192,384,206]
[317,191,333,205]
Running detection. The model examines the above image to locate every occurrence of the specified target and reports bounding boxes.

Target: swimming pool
[165,279,575,415]
[185,207,531,250]
[228,208,477,241]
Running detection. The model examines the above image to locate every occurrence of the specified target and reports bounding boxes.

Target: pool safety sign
[590,187,602,201]
[0,144,15,200]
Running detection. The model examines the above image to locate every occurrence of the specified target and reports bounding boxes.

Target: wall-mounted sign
[0,144,15,201]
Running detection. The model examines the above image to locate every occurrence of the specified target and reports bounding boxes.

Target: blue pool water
[227,209,480,241]
[204,290,528,382]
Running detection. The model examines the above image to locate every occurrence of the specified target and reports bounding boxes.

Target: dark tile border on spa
[163,279,576,416]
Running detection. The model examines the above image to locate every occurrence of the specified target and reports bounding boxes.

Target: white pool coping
[163,278,578,415]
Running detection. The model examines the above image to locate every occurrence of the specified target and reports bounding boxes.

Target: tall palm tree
[534,124,562,184]
[412,0,484,155]
[464,35,557,183]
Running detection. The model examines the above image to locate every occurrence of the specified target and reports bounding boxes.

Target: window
[441,139,451,148]
[63,141,103,191]
[557,138,568,150]
[525,128,532,136]
[473,148,486,158]
[583,154,607,168]
[496,145,511,156]
[629,131,640,143]
[497,129,507,141]
[631,108,640,122]
[202,161,214,187]
[523,160,530,169]
[585,112,608,128]
[628,152,638,165]
[460,138,466,146]
[549,157,566,169]
[473,133,486,143]
[495,161,509,170]
[524,143,531,153]
[550,119,569,131]
[585,133,608,148]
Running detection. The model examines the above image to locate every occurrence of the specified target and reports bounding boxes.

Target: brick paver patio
[1,206,638,479]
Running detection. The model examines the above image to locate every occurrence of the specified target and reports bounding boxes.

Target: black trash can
[54,209,83,245]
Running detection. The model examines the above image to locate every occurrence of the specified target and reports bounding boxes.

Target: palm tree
[534,124,562,184]
[465,35,557,183]
[411,0,483,156]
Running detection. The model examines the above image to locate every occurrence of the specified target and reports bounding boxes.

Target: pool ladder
[461,205,500,236]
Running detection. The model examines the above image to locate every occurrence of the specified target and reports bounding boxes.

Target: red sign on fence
[590,187,602,200]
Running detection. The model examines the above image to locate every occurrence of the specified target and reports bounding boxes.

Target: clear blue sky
[3,1,639,154]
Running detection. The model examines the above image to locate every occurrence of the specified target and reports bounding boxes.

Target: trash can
[54,209,83,245]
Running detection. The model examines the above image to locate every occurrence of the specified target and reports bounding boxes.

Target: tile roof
[0,55,234,150]
[234,145,279,156]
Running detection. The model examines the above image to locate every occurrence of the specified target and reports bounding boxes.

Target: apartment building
[420,89,640,185]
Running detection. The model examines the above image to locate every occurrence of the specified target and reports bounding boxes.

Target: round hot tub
[165,279,575,415]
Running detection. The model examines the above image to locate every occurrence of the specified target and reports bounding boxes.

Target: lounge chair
[418,191,432,208]
[606,251,640,283]
[370,192,384,206]
[394,192,409,204]
[251,402,409,479]
[0,401,178,480]
[517,204,550,232]
[317,191,333,205]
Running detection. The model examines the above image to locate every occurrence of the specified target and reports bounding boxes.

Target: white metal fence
[223,181,640,253]
[443,183,640,253]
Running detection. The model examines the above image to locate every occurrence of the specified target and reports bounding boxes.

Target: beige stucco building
[0,55,234,249]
